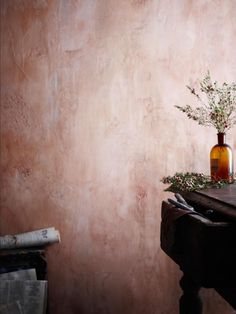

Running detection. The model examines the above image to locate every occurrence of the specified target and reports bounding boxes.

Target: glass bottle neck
[217,133,226,145]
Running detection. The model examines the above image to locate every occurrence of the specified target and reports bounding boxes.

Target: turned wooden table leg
[179,274,202,314]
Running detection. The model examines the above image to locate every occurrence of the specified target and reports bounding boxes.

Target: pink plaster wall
[1,1,236,313]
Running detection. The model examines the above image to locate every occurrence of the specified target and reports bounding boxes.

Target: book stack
[0,228,60,314]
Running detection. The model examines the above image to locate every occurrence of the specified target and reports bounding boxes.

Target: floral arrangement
[161,172,228,192]
[175,72,236,133]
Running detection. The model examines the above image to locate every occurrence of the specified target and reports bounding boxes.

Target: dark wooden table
[161,184,236,314]
[0,248,47,280]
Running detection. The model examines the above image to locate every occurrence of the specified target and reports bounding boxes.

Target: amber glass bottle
[210,133,234,183]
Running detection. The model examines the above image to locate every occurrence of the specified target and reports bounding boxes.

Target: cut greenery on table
[161,172,230,192]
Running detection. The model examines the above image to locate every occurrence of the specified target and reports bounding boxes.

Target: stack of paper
[0,269,47,314]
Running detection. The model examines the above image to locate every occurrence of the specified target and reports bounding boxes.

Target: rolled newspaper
[0,227,60,250]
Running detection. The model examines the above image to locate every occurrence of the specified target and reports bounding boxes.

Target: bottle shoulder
[211,143,232,150]
[210,144,233,157]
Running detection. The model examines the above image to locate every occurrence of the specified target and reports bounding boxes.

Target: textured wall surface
[1,1,236,313]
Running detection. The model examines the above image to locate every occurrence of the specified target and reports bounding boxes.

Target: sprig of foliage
[175,72,236,133]
[161,172,229,192]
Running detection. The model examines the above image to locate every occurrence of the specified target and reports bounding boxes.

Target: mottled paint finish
[1,1,236,313]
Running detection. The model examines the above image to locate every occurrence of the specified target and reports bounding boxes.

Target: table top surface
[196,184,236,208]
[182,184,236,221]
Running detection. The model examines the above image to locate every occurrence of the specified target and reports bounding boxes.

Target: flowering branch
[176,72,236,133]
